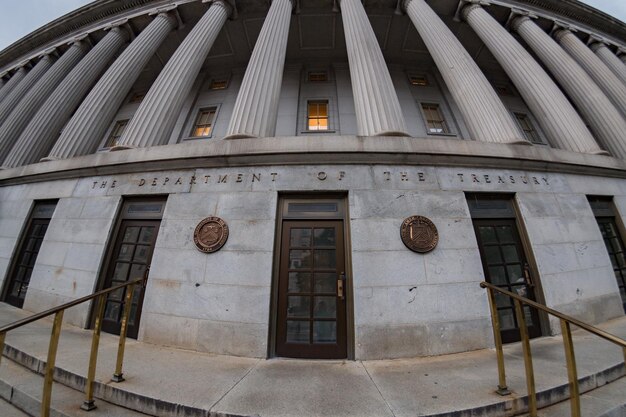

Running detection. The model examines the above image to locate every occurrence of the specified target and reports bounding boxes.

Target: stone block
[423,247,485,284]
[555,193,595,218]
[203,250,273,286]
[162,192,218,220]
[349,189,468,219]
[369,166,440,191]
[436,167,571,193]
[44,218,116,244]
[223,219,275,252]
[79,196,120,219]
[63,243,105,272]
[33,240,70,268]
[142,278,270,324]
[574,240,612,270]
[24,179,77,200]
[216,192,277,220]
[22,288,90,328]
[550,292,624,329]
[53,197,85,219]
[0,236,19,259]
[140,311,199,351]
[516,192,561,218]
[153,219,196,250]
[196,319,267,357]
[541,266,618,308]
[0,200,32,219]
[533,243,581,275]
[149,247,206,284]
[27,264,97,298]
[0,217,25,238]
[351,250,426,288]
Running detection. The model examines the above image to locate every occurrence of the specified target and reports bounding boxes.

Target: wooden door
[276,220,347,359]
[473,219,542,343]
[101,220,160,339]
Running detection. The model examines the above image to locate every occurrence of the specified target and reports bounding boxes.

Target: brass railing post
[560,319,581,417]
[485,286,510,395]
[0,332,5,367]
[81,294,107,411]
[112,284,135,382]
[514,299,537,417]
[41,310,64,417]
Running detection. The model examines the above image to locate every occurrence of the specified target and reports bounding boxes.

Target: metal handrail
[480,281,626,417]
[0,278,144,417]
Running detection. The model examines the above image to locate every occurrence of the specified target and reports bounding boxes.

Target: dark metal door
[473,219,542,343]
[101,220,160,338]
[276,220,347,359]
[596,217,626,312]
[5,219,50,308]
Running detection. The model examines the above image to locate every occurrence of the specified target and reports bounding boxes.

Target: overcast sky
[0,0,624,52]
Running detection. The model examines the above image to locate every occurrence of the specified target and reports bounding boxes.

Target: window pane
[313,321,336,343]
[313,296,336,318]
[289,272,311,293]
[288,296,310,318]
[287,321,309,343]
[290,228,312,247]
[289,250,312,268]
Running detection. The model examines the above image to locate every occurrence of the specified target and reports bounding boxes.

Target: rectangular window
[514,113,542,144]
[191,107,217,137]
[308,71,328,82]
[106,119,129,148]
[408,74,429,86]
[421,103,449,134]
[129,92,146,103]
[495,84,513,96]
[3,200,57,308]
[209,79,228,90]
[307,100,329,131]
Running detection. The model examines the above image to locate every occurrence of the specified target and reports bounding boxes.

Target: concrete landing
[0,303,624,417]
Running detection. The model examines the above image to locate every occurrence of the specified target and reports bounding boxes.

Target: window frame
[304,99,333,133]
[407,73,429,87]
[104,119,130,149]
[187,105,220,139]
[419,102,453,136]
[513,112,544,145]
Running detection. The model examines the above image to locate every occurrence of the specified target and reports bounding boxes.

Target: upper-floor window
[191,107,217,137]
[106,119,129,148]
[307,100,329,131]
[421,103,449,134]
[308,71,328,82]
[408,74,429,86]
[209,79,228,90]
[514,112,542,144]
[129,92,146,103]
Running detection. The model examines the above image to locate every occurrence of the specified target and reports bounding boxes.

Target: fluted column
[225,0,292,139]
[3,27,129,168]
[116,1,231,149]
[591,42,626,85]
[462,5,603,154]
[48,12,177,160]
[0,41,90,163]
[0,67,27,104]
[556,30,626,116]
[339,0,407,136]
[0,55,56,126]
[402,0,525,144]
[513,16,626,158]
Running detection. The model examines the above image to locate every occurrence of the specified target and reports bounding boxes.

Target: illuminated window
[421,103,449,134]
[307,100,329,131]
[106,119,129,148]
[308,71,328,82]
[191,107,217,137]
[129,92,146,103]
[514,113,542,144]
[408,74,428,86]
[209,79,228,90]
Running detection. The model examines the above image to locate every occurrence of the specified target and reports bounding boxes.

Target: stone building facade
[0,0,625,360]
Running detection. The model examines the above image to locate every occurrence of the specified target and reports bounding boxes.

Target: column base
[590,149,611,156]
[222,133,259,140]
[109,145,137,152]
[508,139,533,146]
[373,131,410,137]
[39,156,60,162]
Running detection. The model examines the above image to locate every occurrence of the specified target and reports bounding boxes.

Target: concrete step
[0,303,624,417]
[0,358,149,417]
[520,377,626,417]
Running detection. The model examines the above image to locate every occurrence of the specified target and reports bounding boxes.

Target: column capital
[104,19,134,41]
[460,3,483,21]
[149,5,183,29]
[203,0,237,19]
[510,14,537,32]
[38,46,60,59]
[552,28,573,42]
[68,33,93,48]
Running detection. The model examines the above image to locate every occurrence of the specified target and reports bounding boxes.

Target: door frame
[268,193,354,359]
[91,196,167,335]
[467,193,549,341]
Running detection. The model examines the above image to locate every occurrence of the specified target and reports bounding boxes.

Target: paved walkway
[0,303,624,417]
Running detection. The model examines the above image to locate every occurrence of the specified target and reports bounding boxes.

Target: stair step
[0,359,149,417]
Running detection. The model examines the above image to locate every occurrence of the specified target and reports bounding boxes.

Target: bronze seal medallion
[194,217,229,253]
[400,215,438,253]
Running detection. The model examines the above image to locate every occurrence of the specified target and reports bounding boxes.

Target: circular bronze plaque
[400,215,439,253]
[194,217,229,253]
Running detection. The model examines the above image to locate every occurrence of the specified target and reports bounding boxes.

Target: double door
[276,220,347,359]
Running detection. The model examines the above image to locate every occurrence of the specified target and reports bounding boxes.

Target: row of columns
[0,0,625,168]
